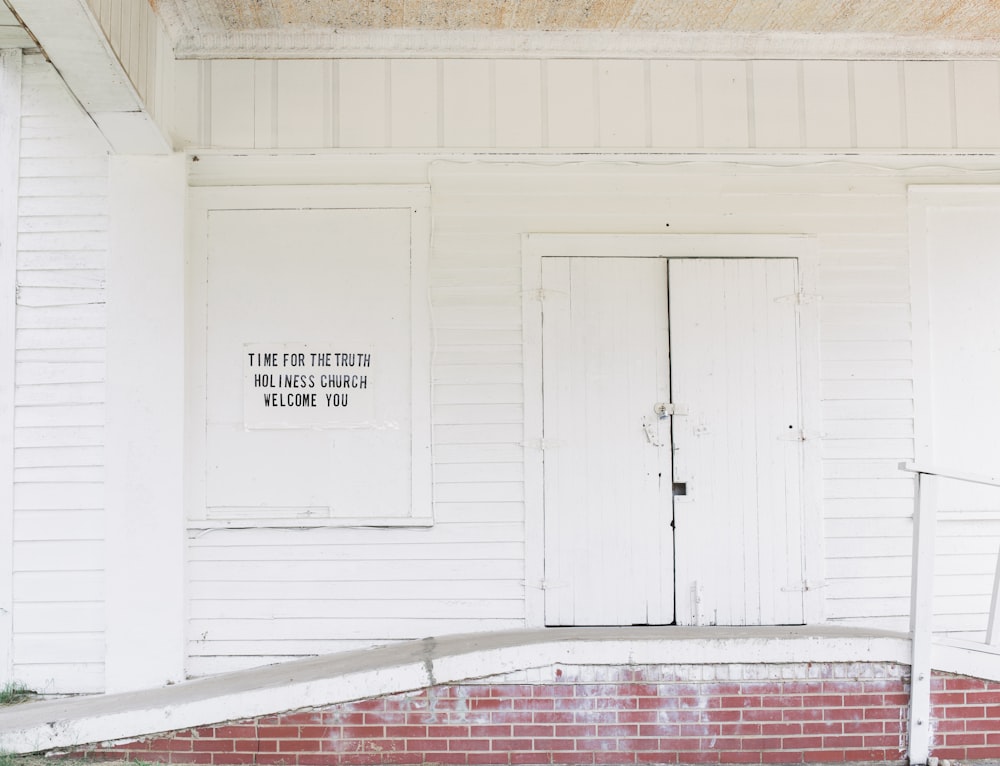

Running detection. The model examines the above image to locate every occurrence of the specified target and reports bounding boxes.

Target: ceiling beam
[7,0,169,154]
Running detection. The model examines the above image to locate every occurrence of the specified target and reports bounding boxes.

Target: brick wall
[931,673,1000,760]
[59,664,1000,765]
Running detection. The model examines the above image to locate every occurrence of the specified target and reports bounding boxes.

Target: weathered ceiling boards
[149,0,1000,58]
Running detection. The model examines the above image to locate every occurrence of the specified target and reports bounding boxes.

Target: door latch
[642,417,663,447]
[654,402,687,419]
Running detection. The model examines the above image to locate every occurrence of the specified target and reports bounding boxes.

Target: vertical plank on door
[541,257,673,626]
[669,259,804,626]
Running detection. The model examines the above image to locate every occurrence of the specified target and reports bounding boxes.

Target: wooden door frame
[521,233,824,627]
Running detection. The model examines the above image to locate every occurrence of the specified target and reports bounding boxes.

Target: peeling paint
[149,0,1000,38]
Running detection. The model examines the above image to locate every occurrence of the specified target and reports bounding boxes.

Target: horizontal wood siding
[186,521,526,673]
[173,58,1000,151]
[12,55,108,694]
[186,161,1000,672]
[425,162,994,637]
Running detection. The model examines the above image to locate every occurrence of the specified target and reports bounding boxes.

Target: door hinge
[522,438,560,450]
[530,288,568,302]
[775,291,820,305]
[781,580,827,592]
[779,428,820,442]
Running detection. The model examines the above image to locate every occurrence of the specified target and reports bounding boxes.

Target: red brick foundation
[59,664,1000,765]
[930,673,1000,760]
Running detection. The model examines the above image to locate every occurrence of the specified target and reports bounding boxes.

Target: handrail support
[907,469,937,766]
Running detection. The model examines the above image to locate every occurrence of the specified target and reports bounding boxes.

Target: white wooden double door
[541,257,805,626]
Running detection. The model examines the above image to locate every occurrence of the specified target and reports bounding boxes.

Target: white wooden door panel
[541,257,673,626]
[670,258,805,626]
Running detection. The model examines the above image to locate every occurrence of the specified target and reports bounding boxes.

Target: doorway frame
[521,233,824,627]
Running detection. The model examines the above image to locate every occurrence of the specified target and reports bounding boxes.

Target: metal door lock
[654,402,687,419]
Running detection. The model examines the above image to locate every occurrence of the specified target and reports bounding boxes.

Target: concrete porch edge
[0,626,912,754]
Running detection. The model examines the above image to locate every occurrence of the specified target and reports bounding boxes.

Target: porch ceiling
[150,0,1000,58]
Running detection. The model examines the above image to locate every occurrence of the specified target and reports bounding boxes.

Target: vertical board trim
[0,48,22,681]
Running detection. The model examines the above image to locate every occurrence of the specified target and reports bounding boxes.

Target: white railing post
[987,544,1000,646]
[908,469,937,766]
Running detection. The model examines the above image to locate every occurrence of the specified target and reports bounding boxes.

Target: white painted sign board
[243,343,375,428]
[203,206,414,521]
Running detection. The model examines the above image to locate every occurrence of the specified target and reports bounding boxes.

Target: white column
[105,154,187,692]
[0,49,22,684]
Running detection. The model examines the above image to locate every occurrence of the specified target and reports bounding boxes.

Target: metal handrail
[899,462,1000,488]
[899,461,1000,765]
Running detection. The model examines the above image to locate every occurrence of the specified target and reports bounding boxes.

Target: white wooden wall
[183,156,1000,673]
[171,58,1000,151]
[12,54,108,693]
[9,29,1000,682]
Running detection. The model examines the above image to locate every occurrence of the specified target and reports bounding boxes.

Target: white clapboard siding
[425,160,1000,637]
[187,520,527,672]
[12,55,108,694]
[173,58,1000,152]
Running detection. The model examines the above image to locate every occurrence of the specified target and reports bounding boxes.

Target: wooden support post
[908,471,937,766]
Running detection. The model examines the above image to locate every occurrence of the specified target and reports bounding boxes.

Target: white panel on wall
[210,60,254,149]
[919,196,1000,507]
[253,61,276,149]
[701,61,749,148]
[276,60,326,148]
[204,208,414,519]
[339,60,388,148]
[597,60,646,148]
[904,61,954,149]
[854,61,904,149]
[546,60,596,148]
[494,60,542,148]
[752,60,801,149]
[391,60,438,148]
[954,61,1000,149]
[803,61,852,148]
[170,59,201,148]
[442,59,491,147]
[168,56,996,154]
[649,61,700,148]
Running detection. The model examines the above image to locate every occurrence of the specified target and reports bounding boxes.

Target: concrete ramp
[0,626,911,754]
